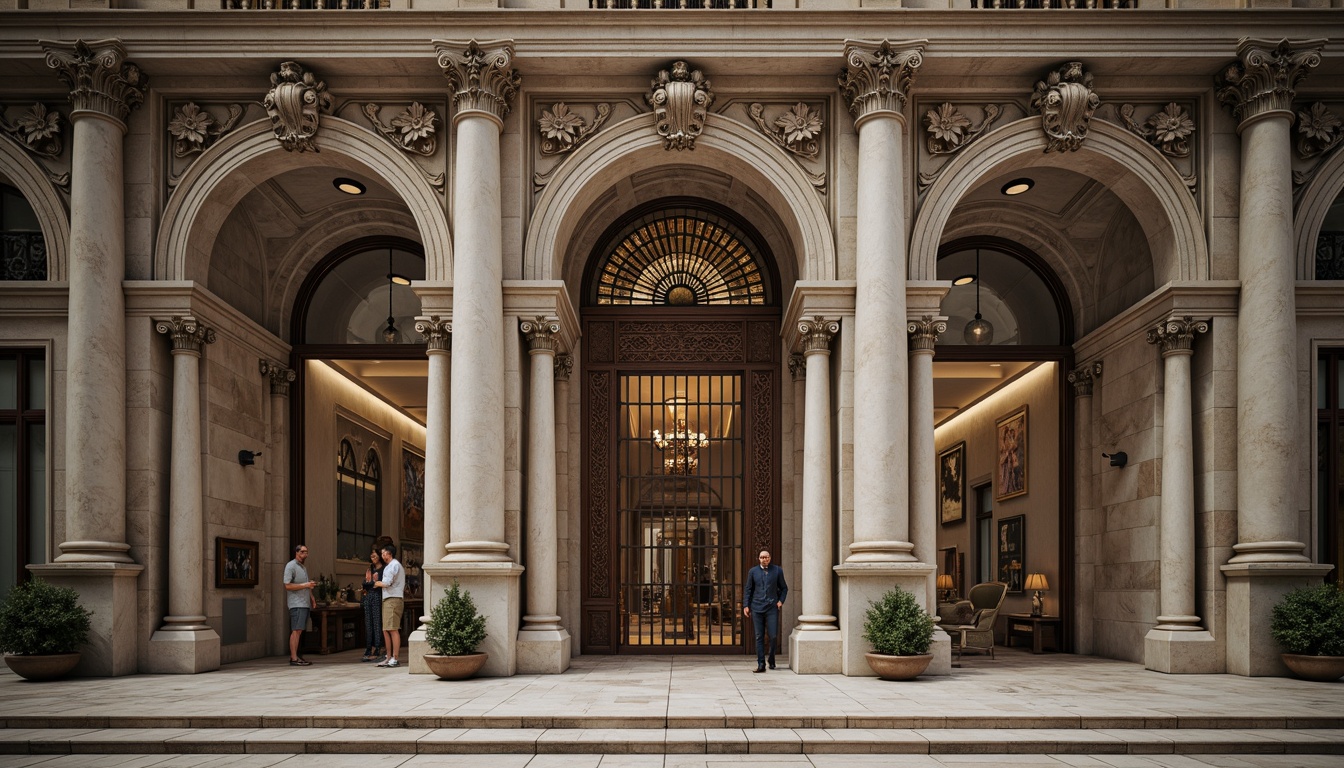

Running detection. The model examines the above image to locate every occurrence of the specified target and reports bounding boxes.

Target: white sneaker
[386,658,399,667]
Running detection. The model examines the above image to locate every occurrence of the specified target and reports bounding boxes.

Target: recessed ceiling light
[389,273,412,286]
[952,274,976,286]
[989,363,1002,368]
[333,177,366,195]
[1001,177,1034,196]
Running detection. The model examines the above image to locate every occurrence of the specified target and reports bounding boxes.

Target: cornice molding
[1072,280,1237,363]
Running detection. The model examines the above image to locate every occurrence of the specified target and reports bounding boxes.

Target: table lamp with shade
[1025,573,1049,616]
[936,573,955,602]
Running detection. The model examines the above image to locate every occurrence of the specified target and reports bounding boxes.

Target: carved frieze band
[1031,61,1099,153]
[647,60,714,151]
[838,40,925,124]
[264,61,332,153]
[798,316,839,356]
[617,321,743,363]
[538,102,611,156]
[1216,38,1324,128]
[1146,316,1208,356]
[415,316,452,352]
[435,40,521,123]
[521,316,561,353]
[907,316,946,353]
[1067,361,1102,397]
[259,359,296,396]
[155,316,215,355]
[41,39,147,126]
[554,353,574,382]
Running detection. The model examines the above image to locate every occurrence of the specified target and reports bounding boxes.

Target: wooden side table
[1004,613,1061,654]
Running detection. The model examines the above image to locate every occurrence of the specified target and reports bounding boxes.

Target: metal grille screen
[618,374,744,648]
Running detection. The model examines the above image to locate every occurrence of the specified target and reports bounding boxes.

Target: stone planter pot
[3,653,81,681]
[864,652,932,681]
[424,652,489,680]
[1281,653,1344,683]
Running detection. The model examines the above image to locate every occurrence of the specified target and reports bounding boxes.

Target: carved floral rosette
[1031,61,1100,153]
[0,103,63,159]
[917,100,1025,193]
[647,60,714,151]
[1107,101,1198,192]
[263,61,333,153]
[1290,100,1344,194]
[167,101,246,158]
[537,102,611,156]
[363,102,439,157]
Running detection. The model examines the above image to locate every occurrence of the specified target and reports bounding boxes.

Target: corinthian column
[907,316,952,676]
[259,360,295,658]
[832,39,934,677]
[1068,361,1101,656]
[409,317,450,675]
[516,318,572,674]
[1144,318,1219,674]
[148,318,220,674]
[1215,38,1332,677]
[26,39,147,678]
[430,39,523,677]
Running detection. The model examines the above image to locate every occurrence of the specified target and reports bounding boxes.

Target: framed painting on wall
[401,448,425,541]
[997,514,1025,594]
[995,405,1028,501]
[400,540,423,598]
[215,537,259,588]
[939,441,966,525]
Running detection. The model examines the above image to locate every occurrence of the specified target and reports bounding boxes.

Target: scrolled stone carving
[788,353,805,381]
[1216,38,1324,127]
[1146,316,1208,356]
[749,102,822,159]
[435,40,521,123]
[924,102,1001,156]
[155,316,215,355]
[1031,61,1100,153]
[907,315,947,352]
[41,39,147,126]
[0,103,63,159]
[520,316,561,352]
[646,60,714,151]
[554,353,573,381]
[168,102,245,158]
[538,102,611,156]
[363,102,438,157]
[263,61,333,153]
[838,40,925,123]
[1118,102,1195,158]
[415,316,452,352]
[1295,102,1343,160]
[798,316,839,355]
[1067,361,1102,397]
[259,359,296,396]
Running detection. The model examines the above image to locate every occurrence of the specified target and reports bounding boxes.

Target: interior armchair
[938,581,1008,665]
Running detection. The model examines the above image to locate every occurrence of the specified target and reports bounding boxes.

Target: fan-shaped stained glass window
[592,206,770,306]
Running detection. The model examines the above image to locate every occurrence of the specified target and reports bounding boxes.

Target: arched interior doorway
[580,199,781,654]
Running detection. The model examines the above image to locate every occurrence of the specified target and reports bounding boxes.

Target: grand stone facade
[0,4,1341,680]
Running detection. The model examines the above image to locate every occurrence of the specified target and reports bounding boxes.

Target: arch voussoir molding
[154,117,451,285]
[1295,149,1344,280]
[524,113,836,285]
[910,118,1208,286]
[0,134,70,282]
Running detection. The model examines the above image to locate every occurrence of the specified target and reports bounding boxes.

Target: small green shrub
[863,586,934,656]
[426,581,487,656]
[1270,583,1344,656]
[0,578,92,655]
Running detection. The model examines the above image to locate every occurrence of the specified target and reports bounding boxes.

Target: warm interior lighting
[333,177,366,195]
[964,248,994,345]
[1026,572,1049,616]
[952,274,976,286]
[651,396,709,475]
[937,574,954,589]
[1001,177,1034,196]
[389,274,412,286]
[382,247,400,343]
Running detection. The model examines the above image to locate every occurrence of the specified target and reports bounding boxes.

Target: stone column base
[789,628,842,674]
[1220,561,1333,677]
[516,628,573,674]
[1143,629,1221,674]
[834,561,940,677]
[28,562,144,677]
[417,560,523,677]
[926,628,952,676]
[408,627,431,674]
[146,629,221,674]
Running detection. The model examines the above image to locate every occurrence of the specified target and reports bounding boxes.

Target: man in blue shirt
[742,549,788,672]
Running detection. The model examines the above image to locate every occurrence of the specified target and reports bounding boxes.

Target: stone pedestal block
[1144,629,1221,674]
[789,628,842,674]
[147,629,221,674]
[1220,561,1332,677]
[834,560,936,677]
[926,628,952,676]
[408,627,431,675]
[421,561,522,677]
[516,628,572,674]
[28,562,144,677]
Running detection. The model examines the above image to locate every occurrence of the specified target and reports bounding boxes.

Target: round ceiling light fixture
[333,177,367,195]
[952,274,976,286]
[1001,177,1034,196]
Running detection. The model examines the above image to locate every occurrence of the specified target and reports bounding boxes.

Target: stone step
[2,727,1342,756]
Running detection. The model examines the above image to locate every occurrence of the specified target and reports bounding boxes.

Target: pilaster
[1068,361,1101,656]
[259,360,294,657]
[409,316,451,674]
[907,315,952,677]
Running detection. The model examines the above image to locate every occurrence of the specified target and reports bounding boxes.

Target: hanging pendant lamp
[964,248,994,345]
[382,247,400,344]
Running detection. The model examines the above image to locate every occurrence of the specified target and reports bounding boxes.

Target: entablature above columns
[503,280,580,354]
[1072,280,1238,365]
[782,280,855,352]
[123,280,290,364]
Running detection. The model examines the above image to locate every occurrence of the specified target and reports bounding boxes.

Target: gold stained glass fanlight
[594,206,768,306]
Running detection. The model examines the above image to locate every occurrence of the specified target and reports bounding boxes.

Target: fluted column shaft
[43,39,146,563]
[1149,318,1208,629]
[522,318,561,630]
[840,40,924,563]
[1218,38,1323,564]
[158,318,215,629]
[798,318,838,629]
[908,317,945,604]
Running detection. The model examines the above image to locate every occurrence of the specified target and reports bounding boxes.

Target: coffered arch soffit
[911,117,1207,289]
[0,135,68,282]
[525,112,834,296]
[1296,148,1344,280]
[154,116,450,286]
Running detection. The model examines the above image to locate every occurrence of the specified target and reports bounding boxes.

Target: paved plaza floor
[2,646,1342,767]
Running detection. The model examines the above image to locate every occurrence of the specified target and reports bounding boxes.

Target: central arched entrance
[580,199,781,654]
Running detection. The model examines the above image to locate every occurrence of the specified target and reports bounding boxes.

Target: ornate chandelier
[651,397,708,475]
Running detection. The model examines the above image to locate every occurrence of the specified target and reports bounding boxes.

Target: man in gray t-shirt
[283,544,316,666]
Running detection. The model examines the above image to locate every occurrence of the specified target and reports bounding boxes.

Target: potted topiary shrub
[0,577,92,681]
[862,585,936,681]
[1270,583,1344,682]
[423,580,489,680]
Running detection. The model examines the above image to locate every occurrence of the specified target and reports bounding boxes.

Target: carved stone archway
[1295,147,1344,280]
[0,135,69,281]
